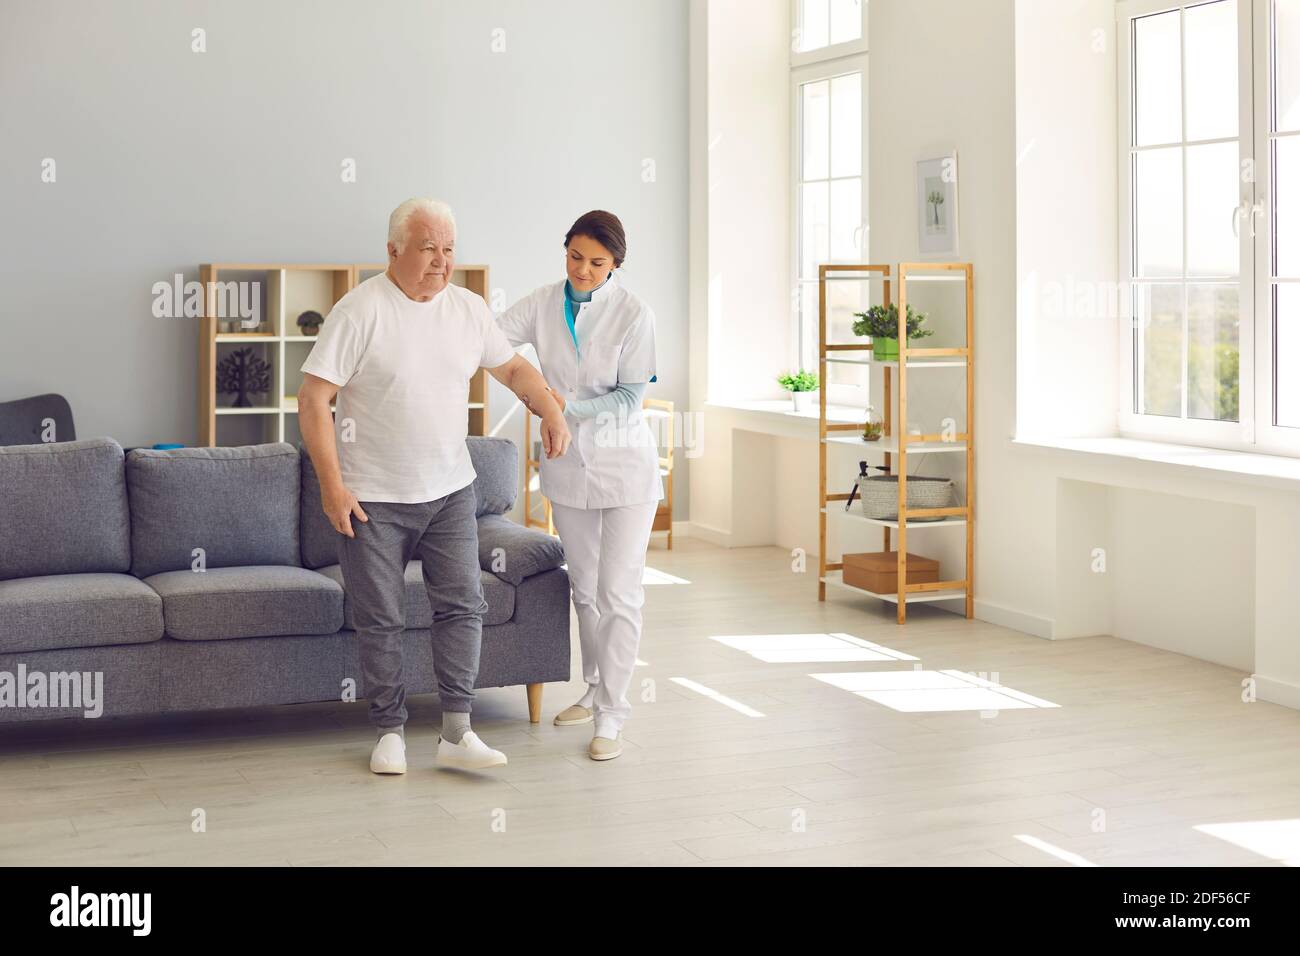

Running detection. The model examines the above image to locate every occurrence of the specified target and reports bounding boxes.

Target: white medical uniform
[497,275,663,739]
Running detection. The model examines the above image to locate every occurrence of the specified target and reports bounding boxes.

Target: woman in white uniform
[497,210,663,761]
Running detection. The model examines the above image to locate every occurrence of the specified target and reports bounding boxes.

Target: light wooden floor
[1,538,1296,866]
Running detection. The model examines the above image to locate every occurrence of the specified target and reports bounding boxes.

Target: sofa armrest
[477,514,565,585]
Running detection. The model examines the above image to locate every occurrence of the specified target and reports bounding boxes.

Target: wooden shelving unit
[817,262,975,624]
[198,263,491,446]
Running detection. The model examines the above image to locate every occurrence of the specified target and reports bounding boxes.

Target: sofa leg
[526,683,543,724]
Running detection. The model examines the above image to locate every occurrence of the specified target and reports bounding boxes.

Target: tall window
[792,0,867,399]
[1119,0,1300,453]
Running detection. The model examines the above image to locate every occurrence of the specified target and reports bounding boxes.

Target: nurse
[497,210,663,761]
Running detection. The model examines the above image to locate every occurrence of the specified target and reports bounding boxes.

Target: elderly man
[298,197,570,775]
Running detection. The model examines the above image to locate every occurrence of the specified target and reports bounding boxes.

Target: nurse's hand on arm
[545,381,647,419]
[298,373,369,538]
[487,354,572,459]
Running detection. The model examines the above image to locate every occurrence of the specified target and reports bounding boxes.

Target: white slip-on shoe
[553,703,594,726]
[436,730,508,770]
[589,733,623,761]
[370,732,407,775]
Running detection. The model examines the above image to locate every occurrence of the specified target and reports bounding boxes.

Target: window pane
[829,0,863,45]
[1135,147,1184,277]
[830,178,862,260]
[1277,284,1300,425]
[1134,9,1182,146]
[1186,141,1240,276]
[830,72,862,178]
[1187,283,1240,420]
[802,80,829,181]
[801,181,829,278]
[827,279,868,388]
[1184,0,1238,141]
[1277,136,1300,278]
[1276,0,1300,133]
[799,0,829,53]
[1137,283,1184,416]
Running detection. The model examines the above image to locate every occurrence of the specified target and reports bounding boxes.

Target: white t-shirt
[299,272,515,503]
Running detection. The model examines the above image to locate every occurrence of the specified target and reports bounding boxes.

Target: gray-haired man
[298,198,570,774]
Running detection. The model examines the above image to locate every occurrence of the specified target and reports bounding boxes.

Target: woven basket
[858,475,954,521]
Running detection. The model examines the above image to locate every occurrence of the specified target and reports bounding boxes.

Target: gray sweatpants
[337,482,486,730]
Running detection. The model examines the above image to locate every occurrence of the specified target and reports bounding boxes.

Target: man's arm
[487,354,572,458]
[298,373,369,538]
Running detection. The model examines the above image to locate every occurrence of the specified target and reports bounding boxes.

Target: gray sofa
[0,436,570,725]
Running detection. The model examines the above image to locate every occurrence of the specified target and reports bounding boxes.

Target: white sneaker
[436,730,507,770]
[370,732,406,774]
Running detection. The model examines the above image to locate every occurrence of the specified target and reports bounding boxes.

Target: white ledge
[1012,435,1300,492]
[702,399,861,441]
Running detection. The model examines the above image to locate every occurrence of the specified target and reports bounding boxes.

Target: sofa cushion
[298,445,339,570]
[316,561,515,629]
[467,436,517,517]
[0,572,163,654]
[143,566,343,641]
[0,438,131,580]
[127,443,301,578]
[475,514,565,585]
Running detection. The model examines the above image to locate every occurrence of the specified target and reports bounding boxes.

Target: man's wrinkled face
[388,213,455,301]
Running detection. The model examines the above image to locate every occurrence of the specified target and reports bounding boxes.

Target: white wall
[0,0,690,515]
[703,0,792,403]
[1016,0,1119,440]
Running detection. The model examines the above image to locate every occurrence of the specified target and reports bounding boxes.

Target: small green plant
[862,420,883,441]
[851,303,935,341]
[777,369,819,393]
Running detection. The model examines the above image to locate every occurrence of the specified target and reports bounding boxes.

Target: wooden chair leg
[526,683,543,723]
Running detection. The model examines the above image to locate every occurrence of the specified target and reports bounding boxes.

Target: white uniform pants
[549,500,659,739]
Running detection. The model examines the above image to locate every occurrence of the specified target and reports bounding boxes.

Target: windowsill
[1012,435,1300,492]
[705,398,863,425]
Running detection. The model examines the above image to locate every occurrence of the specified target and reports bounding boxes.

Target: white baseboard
[974,599,1055,640]
[681,520,732,547]
[1253,673,1300,711]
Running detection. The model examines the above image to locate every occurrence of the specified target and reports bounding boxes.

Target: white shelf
[821,507,967,529]
[824,356,966,369]
[870,359,967,369]
[824,434,966,454]
[821,570,967,604]
[215,406,278,415]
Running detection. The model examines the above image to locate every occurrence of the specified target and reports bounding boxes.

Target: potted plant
[851,303,934,362]
[777,369,819,412]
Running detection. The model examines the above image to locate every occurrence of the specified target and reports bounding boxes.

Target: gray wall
[0,0,690,515]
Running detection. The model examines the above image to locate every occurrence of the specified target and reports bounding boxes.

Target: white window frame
[791,0,868,406]
[791,0,868,66]
[1117,0,1298,456]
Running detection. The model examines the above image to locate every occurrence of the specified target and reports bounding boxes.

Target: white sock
[578,685,597,708]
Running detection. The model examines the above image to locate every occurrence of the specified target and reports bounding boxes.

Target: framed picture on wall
[916,152,959,257]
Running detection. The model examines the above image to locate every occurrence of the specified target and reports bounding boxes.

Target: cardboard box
[842,551,940,593]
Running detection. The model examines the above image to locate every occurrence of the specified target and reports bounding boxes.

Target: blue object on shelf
[152,443,184,450]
